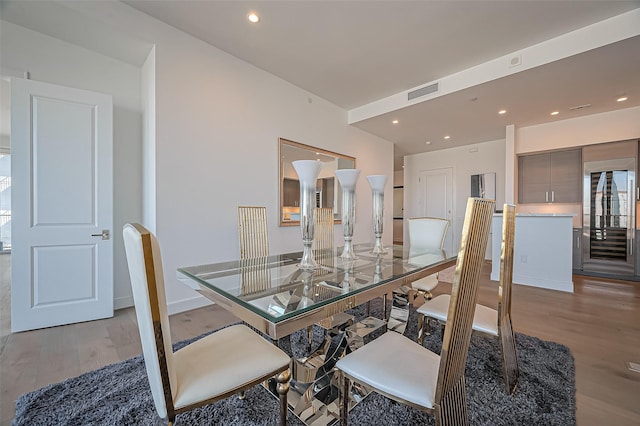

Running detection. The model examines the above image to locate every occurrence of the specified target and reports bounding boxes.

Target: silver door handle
[551,191,555,202]
[545,191,549,202]
[91,229,110,240]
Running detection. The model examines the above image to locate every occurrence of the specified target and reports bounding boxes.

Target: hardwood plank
[1,257,639,425]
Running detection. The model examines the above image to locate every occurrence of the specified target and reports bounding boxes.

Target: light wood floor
[1,255,639,425]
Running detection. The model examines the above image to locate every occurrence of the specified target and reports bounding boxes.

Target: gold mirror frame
[279,138,356,227]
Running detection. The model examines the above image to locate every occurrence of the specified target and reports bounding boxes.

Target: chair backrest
[435,198,495,407]
[238,206,269,259]
[498,204,516,326]
[240,256,272,296]
[408,217,449,251]
[123,223,176,419]
[497,204,519,393]
[314,207,335,267]
[314,207,334,251]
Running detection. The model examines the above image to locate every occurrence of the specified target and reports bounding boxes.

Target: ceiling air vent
[408,82,439,101]
[569,103,592,111]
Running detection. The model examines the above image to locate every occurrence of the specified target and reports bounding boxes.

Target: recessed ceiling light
[247,12,260,23]
[444,135,450,140]
[617,96,628,102]
[392,120,399,124]
[425,141,431,145]
[550,111,559,116]
[498,109,507,115]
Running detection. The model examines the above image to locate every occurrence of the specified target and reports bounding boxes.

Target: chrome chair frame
[417,204,519,394]
[124,223,291,425]
[336,197,495,425]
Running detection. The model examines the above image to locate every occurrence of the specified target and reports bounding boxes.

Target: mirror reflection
[279,138,356,227]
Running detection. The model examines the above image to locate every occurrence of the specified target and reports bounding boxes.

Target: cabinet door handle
[552,191,555,202]
[545,191,549,202]
[577,235,580,249]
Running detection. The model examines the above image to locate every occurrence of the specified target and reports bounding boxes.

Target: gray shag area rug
[13,299,575,425]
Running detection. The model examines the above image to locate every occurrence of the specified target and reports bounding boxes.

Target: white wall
[403,107,640,258]
[514,106,640,226]
[141,47,156,233]
[1,20,143,309]
[144,18,393,312]
[2,7,394,314]
[516,106,640,154]
[404,139,506,255]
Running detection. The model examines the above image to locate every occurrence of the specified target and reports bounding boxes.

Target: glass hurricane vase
[292,160,323,270]
[335,169,360,260]
[367,174,388,255]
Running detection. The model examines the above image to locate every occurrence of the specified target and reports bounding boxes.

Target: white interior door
[11,77,113,332]
[418,168,454,253]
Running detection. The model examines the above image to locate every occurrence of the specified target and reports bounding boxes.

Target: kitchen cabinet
[283,178,299,207]
[518,149,581,203]
[572,228,582,271]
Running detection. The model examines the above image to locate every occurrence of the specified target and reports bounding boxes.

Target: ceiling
[121,0,640,170]
[3,1,639,170]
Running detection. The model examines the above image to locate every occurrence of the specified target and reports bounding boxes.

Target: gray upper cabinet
[518,149,581,203]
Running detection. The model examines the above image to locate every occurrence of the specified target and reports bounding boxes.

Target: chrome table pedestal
[277,316,387,425]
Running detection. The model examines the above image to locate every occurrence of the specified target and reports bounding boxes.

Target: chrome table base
[264,281,416,425]
[276,315,387,425]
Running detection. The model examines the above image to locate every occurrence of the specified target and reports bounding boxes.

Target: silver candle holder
[292,160,323,270]
[367,174,388,255]
[335,169,360,260]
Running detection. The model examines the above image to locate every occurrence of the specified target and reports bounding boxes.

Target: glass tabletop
[177,243,454,325]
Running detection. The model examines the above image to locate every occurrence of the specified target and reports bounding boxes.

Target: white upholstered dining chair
[335,197,495,425]
[407,217,450,302]
[416,203,519,394]
[123,223,292,425]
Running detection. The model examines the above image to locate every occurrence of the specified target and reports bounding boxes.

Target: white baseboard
[513,274,574,293]
[114,294,215,314]
[491,272,574,293]
[114,295,134,310]
[167,294,214,316]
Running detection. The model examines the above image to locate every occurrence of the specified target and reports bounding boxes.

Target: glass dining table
[177,243,455,341]
[177,243,456,425]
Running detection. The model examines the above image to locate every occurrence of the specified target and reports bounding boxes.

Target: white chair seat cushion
[411,274,439,292]
[172,324,290,410]
[417,295,499,336]
[336,331,440,409]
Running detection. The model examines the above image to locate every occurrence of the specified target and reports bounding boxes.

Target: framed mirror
[279,138,356,227]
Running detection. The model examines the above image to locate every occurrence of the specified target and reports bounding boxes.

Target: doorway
[10,77,114,332]
[418,167,454,254]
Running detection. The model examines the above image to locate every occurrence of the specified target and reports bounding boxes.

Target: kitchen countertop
[493,213,576,217]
